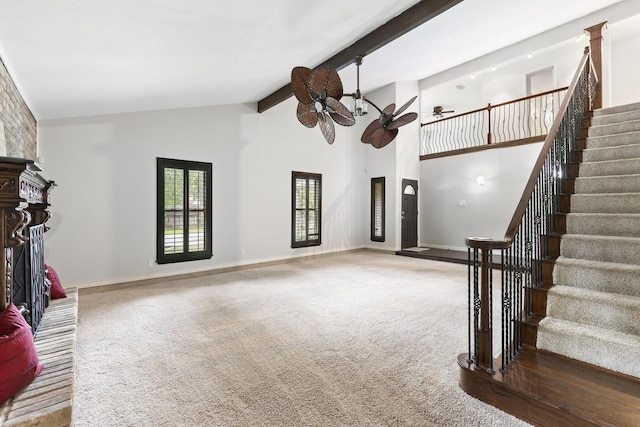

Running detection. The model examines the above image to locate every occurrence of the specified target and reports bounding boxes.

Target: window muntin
[371,177,385,242]
[292,171,321,248]
[157,158,212,264]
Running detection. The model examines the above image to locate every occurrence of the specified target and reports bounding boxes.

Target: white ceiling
[0,0,635,120]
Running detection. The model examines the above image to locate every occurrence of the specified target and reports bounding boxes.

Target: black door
[401,179,418,249]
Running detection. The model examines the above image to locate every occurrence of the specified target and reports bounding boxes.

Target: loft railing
[421,87,568,156]
[463,47,597,374]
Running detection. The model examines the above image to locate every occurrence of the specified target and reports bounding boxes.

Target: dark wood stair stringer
[458,349,640,427]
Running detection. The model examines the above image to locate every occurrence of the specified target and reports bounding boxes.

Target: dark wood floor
[395,247,469,264]
[396,247,502,266]
[459,347,640,426]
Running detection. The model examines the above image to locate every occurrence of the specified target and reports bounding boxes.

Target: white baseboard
[75,247,368,292]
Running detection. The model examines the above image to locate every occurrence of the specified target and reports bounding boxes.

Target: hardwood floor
[458,347,640,426]
[396,247,502,266]
[396,248,469,264]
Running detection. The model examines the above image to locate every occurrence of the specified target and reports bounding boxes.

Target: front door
[401,179,418,249]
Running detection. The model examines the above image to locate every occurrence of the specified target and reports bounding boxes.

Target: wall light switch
[458,200,467,206]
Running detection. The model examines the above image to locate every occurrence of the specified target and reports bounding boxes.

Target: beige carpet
[74,251,531,426]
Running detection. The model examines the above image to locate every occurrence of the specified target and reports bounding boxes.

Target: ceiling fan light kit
[290,56,418,148]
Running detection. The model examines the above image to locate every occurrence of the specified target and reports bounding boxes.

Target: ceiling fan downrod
[351,55,368,116]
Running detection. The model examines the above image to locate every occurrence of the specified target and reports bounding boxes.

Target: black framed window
[292,171,322,248]
[157,158,212,264]
[371,177,385,242]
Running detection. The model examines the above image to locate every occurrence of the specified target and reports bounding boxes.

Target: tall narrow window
[371,177,385,242]
[292,171,322,248]
[157,158,212,264]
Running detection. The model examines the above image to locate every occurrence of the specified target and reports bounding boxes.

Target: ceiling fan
[291,66,355,144]
[432,105,455,118]
[290,55,417,148]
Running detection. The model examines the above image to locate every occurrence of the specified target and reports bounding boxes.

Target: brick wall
[0,56,37,160]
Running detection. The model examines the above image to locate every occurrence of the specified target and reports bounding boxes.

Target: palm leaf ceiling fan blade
[387,112,418,131]
[361,119,380,144]
[317,112,336,144]
[370,127,398,149]
[382,103,396,115]
[308,67,343,100]
[291,67,313,104]
[326,97,356,127]
[296,102,318,128]
[394,95,417,117]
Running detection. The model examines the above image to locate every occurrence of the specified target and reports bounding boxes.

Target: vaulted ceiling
[0,0,633,120]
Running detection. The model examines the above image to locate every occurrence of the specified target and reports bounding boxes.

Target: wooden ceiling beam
[257,0,464,113]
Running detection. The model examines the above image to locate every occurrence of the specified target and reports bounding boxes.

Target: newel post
[466,237,497,374]
[477,248,493,371]
[584,21,607,110]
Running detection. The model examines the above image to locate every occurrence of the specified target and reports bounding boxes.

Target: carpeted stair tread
[546,285,640,335]
[591,109,640,126]
[537,317,640,378]
[553,257,640,298]
[570,192,640,213]
[586,132,640,149]
[566,212,640,237]
[574,174,640,194]
[593,101,640,116]
[578,157,640,177]
[582,142,640,162]
[588,119,640,137]
[560,234,640,265]
[586,131,640,149]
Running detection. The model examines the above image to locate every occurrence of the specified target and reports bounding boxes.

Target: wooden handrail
[420,86,569,127]
[467,48,593,249]
[421,105,487,126]
[490,86,569,109]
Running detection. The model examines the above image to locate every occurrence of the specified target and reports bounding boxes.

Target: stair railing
[464,47,597,374]
[421,87,568,156]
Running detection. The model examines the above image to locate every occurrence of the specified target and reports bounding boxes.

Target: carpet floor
[73,251,531,426]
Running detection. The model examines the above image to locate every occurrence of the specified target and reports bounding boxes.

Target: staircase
[537,101,640,379]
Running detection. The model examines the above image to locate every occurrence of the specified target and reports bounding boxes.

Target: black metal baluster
[473,248,480,369]
[488,251,495,375]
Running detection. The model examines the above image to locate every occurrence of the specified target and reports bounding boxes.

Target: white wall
[394,81,421,248]
[609,16,640,106]
[419,142,543,250]
[38,98,367,286]
[361,84,397,251]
